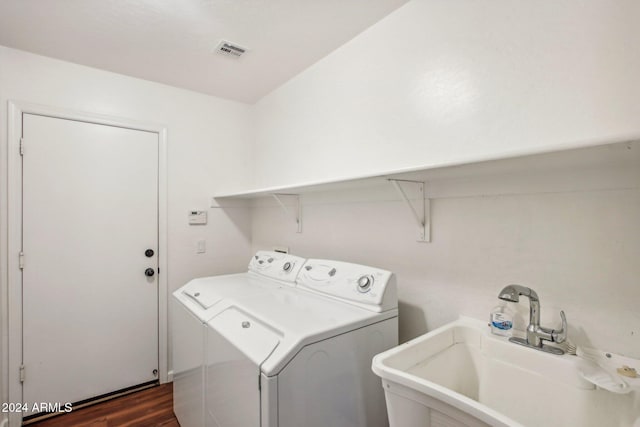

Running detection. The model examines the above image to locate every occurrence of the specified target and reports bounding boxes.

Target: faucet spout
[498,284,540,332]
[497,285,566,355]
[498,284,538,304]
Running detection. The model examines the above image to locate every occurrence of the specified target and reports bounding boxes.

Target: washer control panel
[248,251,305,284]
[296,259,396,312]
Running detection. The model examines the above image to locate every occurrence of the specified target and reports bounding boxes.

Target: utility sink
[372,318,640,427]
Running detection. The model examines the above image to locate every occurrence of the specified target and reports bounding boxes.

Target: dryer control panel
[296,259,397,312]
[248,250,305,285]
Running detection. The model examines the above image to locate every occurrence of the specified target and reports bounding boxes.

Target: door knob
[145,268,155,277]
[145,249,154,257]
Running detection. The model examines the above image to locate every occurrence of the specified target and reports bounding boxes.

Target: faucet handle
[552,310,567,343]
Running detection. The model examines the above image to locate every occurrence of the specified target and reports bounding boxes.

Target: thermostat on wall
[189,210,207,225]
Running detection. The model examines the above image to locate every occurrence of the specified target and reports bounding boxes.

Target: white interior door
[21,113,159,415]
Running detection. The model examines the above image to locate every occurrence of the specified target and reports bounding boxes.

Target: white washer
[204,259,398,427]
[172,251,305,427]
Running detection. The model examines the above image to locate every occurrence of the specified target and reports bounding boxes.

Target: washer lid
[208,307,280,366]
[212,285,398,376]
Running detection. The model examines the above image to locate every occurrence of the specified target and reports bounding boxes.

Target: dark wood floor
[26,383,179,427]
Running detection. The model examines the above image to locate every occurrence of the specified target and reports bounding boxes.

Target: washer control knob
[283,261,292,272]
[268,257,274,263]
[357,275,373,293]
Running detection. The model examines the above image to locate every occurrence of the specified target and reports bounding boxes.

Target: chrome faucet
[498,284,567,355]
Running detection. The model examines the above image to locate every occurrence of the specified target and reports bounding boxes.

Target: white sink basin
[372,318,640,427]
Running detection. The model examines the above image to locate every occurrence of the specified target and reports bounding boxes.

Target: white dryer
[204,259,398,427]
[172,251,306,427]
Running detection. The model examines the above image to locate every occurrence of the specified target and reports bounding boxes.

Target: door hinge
[19,365,25,383]
[19,252,25,269]
[20,138,24,156]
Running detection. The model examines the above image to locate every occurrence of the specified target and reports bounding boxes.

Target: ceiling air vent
[215,40,247,58]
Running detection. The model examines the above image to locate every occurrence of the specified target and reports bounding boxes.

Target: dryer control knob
[283,261,293,272]
[357,275,373,293]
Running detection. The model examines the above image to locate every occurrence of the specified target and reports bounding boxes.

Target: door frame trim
[4,101,169,426]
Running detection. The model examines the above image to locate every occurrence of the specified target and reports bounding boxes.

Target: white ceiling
[0,0,408,103]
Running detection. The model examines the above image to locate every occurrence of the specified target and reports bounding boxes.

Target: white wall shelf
[212,140,640,240]
[213,140,639,200]
[213,173,390,199]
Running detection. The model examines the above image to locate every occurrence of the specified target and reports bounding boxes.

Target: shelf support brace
[389,179,430,242]
[272,193,302,233]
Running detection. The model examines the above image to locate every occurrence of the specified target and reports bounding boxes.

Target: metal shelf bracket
[388,179,430,242]
[272,193,302,233]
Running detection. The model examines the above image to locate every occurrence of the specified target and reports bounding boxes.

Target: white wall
[248,0,640,359]
[0,46,254,414]
[251,142,640,358]
[252,0,640,190]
